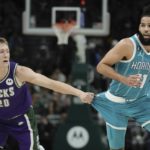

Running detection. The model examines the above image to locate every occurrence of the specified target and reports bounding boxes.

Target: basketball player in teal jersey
[0,37,94,149]
[91,5,150,150]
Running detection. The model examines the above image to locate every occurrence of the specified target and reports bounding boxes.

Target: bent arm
[96,38,141,87]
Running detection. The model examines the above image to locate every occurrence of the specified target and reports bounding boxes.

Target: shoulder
[116,38,134,50]
[16,65,33,75]
[112,38,134,57]
[107,37,135,60]
[15,65,36,83]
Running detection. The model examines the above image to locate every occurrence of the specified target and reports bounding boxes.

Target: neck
[0,65,9,80]
[143,45,150,52]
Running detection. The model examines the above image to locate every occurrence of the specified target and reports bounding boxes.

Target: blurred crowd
[0,0,150,150]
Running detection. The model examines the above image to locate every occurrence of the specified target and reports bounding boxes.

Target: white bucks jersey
[109,34,150,100]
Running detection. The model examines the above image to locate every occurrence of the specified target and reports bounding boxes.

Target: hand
[122,74,142,87]
[80,92,95,104]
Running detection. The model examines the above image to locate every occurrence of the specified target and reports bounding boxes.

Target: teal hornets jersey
[109,34,150,100]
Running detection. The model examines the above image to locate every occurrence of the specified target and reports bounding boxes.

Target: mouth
[143,35,150,39]
[3,60,9,63]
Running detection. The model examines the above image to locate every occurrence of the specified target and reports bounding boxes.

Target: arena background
[0,0,150,150]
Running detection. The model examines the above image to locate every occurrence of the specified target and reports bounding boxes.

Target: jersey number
[0,99,10,107]
[139,74,148,88]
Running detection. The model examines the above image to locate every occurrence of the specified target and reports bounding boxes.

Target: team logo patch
[6,78,13,85]
[66,126,89,148]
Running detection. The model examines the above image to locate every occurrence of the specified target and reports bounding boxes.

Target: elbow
[96,63,103,74]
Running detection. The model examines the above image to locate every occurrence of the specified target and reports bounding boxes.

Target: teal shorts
[92,91,150,149]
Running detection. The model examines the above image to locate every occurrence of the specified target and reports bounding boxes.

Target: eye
[0,50,4,54]
[0,49,9,54]
[6,49,10,53]
[140,24,145,27]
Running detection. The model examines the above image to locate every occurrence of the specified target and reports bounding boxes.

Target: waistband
[105,91,126,103]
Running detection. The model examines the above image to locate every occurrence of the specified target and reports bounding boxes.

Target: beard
[138,32,150,45]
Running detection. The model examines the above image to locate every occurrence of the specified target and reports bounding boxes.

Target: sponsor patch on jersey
[6,78,13,86]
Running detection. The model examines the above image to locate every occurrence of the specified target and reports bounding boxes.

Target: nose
[4,51,9,58]
[144,26,149,32]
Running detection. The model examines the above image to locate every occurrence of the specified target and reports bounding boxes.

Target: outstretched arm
[16,65,94,104]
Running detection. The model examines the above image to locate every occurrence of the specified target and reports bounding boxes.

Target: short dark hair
[0,37,8,45]
[141,5,150,17]
[134,4,150,33]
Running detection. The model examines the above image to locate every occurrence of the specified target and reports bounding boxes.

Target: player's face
[139,16,150,45]
[0,43,10,67]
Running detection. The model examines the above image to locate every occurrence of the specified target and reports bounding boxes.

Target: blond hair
[0,37,8,45]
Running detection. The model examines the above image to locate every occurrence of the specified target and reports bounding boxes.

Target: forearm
[97,63,125,82]
[27,72,84,97]
[49,80,84,97]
